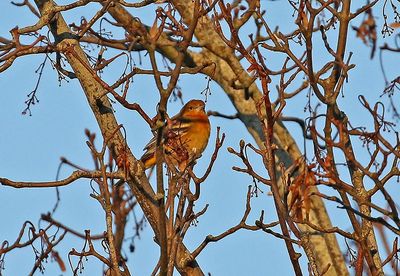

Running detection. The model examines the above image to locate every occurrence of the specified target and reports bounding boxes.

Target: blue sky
[0,1,399,275]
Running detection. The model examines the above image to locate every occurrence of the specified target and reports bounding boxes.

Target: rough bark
[173,1,349,274]
[34,0,348,274]
[33,1,204,275]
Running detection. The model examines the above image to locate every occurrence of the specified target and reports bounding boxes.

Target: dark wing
[140,118,191,162]
[140,134,156,162]
[168,118,191,135]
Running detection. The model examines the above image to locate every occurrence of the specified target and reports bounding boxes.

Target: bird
[141,99,211,171]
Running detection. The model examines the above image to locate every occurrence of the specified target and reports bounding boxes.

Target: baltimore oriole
[141,99,211,171]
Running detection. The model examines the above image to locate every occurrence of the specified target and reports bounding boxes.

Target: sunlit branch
[0,170,124,188]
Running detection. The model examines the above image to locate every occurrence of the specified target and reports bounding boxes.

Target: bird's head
[180,99,206,117]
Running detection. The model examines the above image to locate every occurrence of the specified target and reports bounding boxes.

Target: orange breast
[183,120,211,157]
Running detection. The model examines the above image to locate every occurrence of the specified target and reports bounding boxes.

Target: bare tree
[1,0,399,275]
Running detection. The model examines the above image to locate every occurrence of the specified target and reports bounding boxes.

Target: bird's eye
[189,106,194,110]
